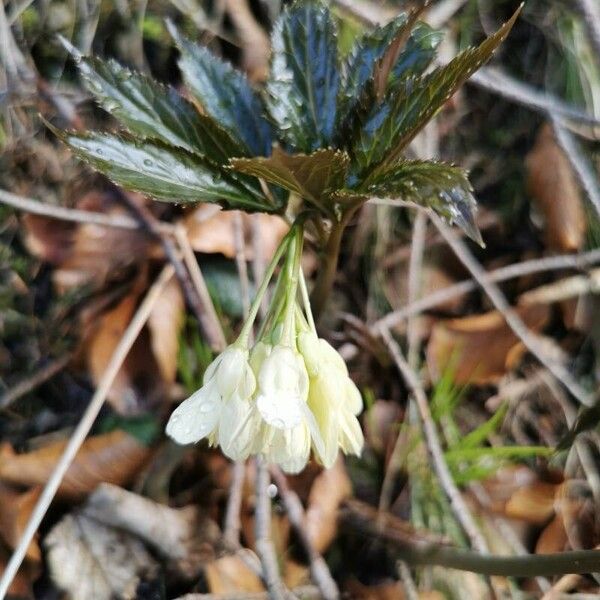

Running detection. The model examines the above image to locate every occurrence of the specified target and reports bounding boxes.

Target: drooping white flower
[166,345,258,458]
[252,344,324,473]
[298,331,364,467]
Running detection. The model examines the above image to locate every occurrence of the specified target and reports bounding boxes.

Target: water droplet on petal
[143,158,153,167]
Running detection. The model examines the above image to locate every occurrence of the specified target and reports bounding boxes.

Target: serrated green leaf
[365,160,483,244]
[55,128,271,210]
[351,6,521,179]
[266,1,340,152]
[230,147,349,212]
[73,54,246,162]
[168,23,273,157]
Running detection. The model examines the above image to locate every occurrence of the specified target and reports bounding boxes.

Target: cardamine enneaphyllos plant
[51,1,520,471]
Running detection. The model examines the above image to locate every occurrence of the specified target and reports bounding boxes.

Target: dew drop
[96,148,103,155]
[199,400,217,413]
[143,158,153,167]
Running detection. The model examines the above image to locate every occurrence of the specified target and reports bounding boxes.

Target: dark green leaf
[168,23,273,157]
[54,128,271,210]
[266,1,339,152]
[72,53,246,162]
[351,6,521,179]
[230,147,348,213]
[365,160,483,244]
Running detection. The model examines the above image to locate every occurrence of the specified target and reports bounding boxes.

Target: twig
[343,501,600,576]
[223,461,246,549]
[174,225,227,352]
[574,0,600,60]
[0,264,175,599]
[0,187,158,231]
[378,327,489,554]
[269,466,340,600]
[0,354,71,409]
[552,116,600,219]
[374,247,600,331]
[254,456,287,600]
[397,561,419,600]
[428,212,594,407]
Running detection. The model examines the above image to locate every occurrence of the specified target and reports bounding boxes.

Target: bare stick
[378,327,489,553]
[552,115,600,219]
[574,0,600,60]
[0,264,175,599]
[254,456,286,600]
[269,466,340,600]
[223,461,246,549]
[429,213,594,406]
[374,247,600,331]
[174,225,227,352]
[0,354,71,409]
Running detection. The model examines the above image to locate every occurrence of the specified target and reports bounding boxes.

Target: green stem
[310,211,353,321]
[281,226,304,345]
[237,231,292,347]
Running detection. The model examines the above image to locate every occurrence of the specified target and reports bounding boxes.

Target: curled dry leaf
[84,483,221,578]
[85,276,183,413]
[0,430,151,499]
[21,190,151,293]
[426,303,550,384]
[45,512,158,600]
[526,123,586,252]
[183,206,288,260]
[504,481,559,525]
[305,457,352,554]
[204,554,264,594]
[0,484,42,562]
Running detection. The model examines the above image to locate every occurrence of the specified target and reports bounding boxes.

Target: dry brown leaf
[184,206,288,260]
[84,483,220,578]
[526,123,586,252]
[305,457,352,554]
[224,0,270,82]
[204,555,264,594]
[0,484,42,562]
[0,544,36,599]
[283,560,310,589]
[504,481,558,525]
[0,430,152,499]
[85,283,166,414]
[536,514,568,554]
[147,277,185,383]
[426,303,550,384]
[44,512,158,600]
[22,191,150,292]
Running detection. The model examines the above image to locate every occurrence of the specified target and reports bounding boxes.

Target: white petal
[267,424,310,474]
[203,353,224,385]
[345,379,363,415]
[297,331,320,377]
[256,392,303,429]
[166,381,221,444]
[218,396,260,460]
[338,409,364,456]
[216,347,254,398]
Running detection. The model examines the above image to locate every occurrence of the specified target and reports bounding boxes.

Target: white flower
[298,332,364,467]
[166,346,258,459]
[252,344,325,473]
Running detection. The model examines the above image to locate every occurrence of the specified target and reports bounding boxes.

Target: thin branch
[0,354,71,409]
[343,501,600,576]
[223,461,246,549]
[269,466,340,600]
[378,327,489,554]
[0,264,176,599]
[429,212,594,407]
[254,456,287,600]
[374,247,600,331]
[174,225,227,352]
[552,116,600,219]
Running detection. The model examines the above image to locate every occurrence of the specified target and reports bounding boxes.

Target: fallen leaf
[284,560,310,589]
[85,283,166,414]
[184,206,288,260]
[526,123,586,252]
[504,481,558,525]
[0,484,42,562]
[426,304,550,384]
[0,544,36,600]
[204,555,264,594]
[147,277,185,383]
[84,483,220,578]
[0,430,152,499]
[305,457,352,553]
[22,190,150,292]
[536,513,568,554]
[45,512,158,600]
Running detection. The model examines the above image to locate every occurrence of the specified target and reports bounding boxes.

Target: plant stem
[310,214,351,321]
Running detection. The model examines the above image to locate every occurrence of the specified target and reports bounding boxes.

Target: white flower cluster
[166,333,363,473]
[166,227,364,473]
